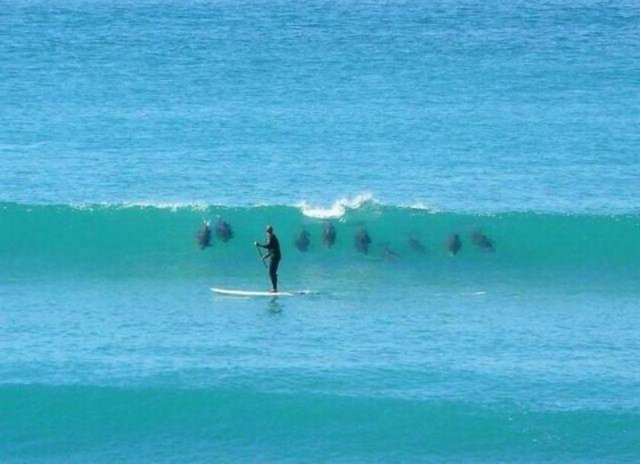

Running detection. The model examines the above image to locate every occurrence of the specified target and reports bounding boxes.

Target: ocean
[1,0,639,462]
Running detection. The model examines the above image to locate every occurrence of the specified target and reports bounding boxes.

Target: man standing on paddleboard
[254,225,281,293]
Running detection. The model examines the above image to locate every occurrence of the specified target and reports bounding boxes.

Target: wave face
[1,202,639,279]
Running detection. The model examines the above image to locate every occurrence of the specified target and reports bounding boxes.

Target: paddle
[255,242,267,268]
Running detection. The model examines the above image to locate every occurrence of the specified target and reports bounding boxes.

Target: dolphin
[295,229,311,252]
[322,222,336,247]
[408,237,426,254]
[355,228,372,254]
[471,230,494,252]
[197,221,212,249]
[215,219,234,243]
[445,233,462,256]
[381,243,401,261]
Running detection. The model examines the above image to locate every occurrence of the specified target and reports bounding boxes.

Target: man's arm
[258,235,274,248]
[254,238,272,259]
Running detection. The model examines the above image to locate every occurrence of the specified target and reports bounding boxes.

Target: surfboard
[211,288,294,297]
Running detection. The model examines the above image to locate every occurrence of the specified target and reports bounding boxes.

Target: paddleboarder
[254,225,282,293]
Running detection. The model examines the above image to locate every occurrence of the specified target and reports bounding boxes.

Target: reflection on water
[267,297,283,313]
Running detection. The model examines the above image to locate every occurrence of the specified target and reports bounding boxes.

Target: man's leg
[269,259,279,292]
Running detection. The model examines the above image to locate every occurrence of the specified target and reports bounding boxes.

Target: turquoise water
[2,0,640,462]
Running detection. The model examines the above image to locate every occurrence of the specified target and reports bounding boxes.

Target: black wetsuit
[259,233,281,291]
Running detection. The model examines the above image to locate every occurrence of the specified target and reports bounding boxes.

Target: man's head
[266,225,273,234]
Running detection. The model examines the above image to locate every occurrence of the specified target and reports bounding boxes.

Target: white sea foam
[298,193,377,219]
[399,202,440,213]
[118,201,210,212]
[67,201,212,211]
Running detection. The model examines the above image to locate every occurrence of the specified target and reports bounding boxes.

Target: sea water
[1,1,639,462]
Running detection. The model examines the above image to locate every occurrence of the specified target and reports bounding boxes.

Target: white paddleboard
[211,288,294,297]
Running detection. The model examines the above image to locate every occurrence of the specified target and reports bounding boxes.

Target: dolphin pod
[196,221,494,258]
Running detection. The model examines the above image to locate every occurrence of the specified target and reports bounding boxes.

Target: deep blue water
[1,1,639,462]
[1,0,639,211]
